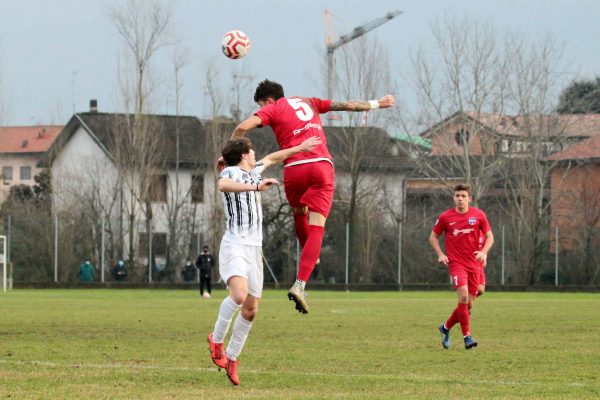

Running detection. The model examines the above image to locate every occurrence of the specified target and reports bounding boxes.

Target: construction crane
[325,10,402,102]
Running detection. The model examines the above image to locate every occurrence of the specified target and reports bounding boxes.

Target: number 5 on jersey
[287,98,314,121]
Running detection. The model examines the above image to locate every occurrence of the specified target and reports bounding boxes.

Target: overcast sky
[1,0,599,126]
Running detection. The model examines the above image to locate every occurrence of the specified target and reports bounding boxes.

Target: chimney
[90,99,98,113]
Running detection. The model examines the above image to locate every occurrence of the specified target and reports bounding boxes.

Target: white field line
[0,359,591,388]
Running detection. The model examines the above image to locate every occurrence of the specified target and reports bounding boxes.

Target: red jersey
[432,207,491,268]
[255,97,333,166]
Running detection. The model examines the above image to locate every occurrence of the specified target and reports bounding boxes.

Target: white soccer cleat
[287,282,309,314]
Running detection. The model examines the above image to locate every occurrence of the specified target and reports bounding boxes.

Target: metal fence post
[397,222,402,285]
[197,233,201,284]
[6,215,10,263]
[54,215,58,283]
[345,222,349,285]
[101,215,105,283]
[555,225,559,287]
[148,225,153,284]
[501,224,505,286]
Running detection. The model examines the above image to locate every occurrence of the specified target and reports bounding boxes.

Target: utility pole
[325,10,402,104]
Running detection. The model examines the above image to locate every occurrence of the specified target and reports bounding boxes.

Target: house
[547,134,600,251]
[421,111,600,157]
[43,108,212,271]
[0,125,62,202]
[406,111,600,197]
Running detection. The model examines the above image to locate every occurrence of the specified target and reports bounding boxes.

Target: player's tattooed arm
[330,100,371,112]
[330,95,394,112]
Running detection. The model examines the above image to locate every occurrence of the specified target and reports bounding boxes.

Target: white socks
[212,296,240,343]
[226,315,253,361]
[295,279,306,290]
[212,296,254,361]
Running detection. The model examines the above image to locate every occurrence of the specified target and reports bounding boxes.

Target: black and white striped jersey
[219,162,265,246]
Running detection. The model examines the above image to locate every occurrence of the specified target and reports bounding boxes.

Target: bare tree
[406,17,510,203]
[202,61,228,256]
[161,45,200,278]
[498,35,568,284]
[326,35,400,282]
[108,0,174,280]
[200,61,256,254]
[407,16,569,284]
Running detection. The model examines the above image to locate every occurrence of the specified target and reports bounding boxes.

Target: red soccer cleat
[207,333,227,369]
[225,357,240,385]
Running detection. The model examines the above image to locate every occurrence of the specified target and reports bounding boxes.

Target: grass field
[0,289,599,399]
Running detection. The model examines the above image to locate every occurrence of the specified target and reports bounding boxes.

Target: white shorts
[218,240,264,298]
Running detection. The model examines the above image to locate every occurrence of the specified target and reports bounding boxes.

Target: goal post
[0,235,6,292]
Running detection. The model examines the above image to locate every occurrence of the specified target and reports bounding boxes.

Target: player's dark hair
[454,183,471,195]
[254,79,284,102]
[222,137,253,166]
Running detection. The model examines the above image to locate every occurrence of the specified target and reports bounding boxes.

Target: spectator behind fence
[79,259,95,283]
[196,245,214,298]
[111,260,128,282]
[182,258,196,282]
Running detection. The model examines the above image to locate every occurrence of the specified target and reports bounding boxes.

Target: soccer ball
[221,30,250,59]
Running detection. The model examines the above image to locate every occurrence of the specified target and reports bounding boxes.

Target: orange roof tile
[0,125,62,153]
[547,134,600,161]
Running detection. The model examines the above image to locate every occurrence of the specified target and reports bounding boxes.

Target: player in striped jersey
[208,135,321,385]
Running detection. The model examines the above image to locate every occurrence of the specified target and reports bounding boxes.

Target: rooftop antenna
[71,71,78,114]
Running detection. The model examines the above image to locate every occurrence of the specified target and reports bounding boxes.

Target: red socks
[445,308,459,330]
[297,225,324,282]
[293,213,309,248]
[456,303,471,336]
[446,303,470,336]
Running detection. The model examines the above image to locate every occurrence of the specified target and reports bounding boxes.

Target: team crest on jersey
[468,217,476,225]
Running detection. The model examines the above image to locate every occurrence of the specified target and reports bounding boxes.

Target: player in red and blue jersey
[429,183,494,349]
[231,79,394,314]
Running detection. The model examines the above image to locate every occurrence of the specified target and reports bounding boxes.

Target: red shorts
[449,262,480,296]
[283,161,335,217]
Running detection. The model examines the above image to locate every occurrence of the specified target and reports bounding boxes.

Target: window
[455,129,471,146]
[145,175,167,202]
[138,232,168,256]
[2,166,13,184]
[20,166,32,181]
[191,174,204,203]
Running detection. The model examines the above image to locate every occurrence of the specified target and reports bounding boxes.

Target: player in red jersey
[231,79,394,314]
[429,183,494,349]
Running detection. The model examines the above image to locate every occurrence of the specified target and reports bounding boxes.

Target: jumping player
[230,79,394,313]
[429,183,493,350]
[207,136,321,385]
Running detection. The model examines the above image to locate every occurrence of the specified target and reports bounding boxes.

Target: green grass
[0,289,599,399]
